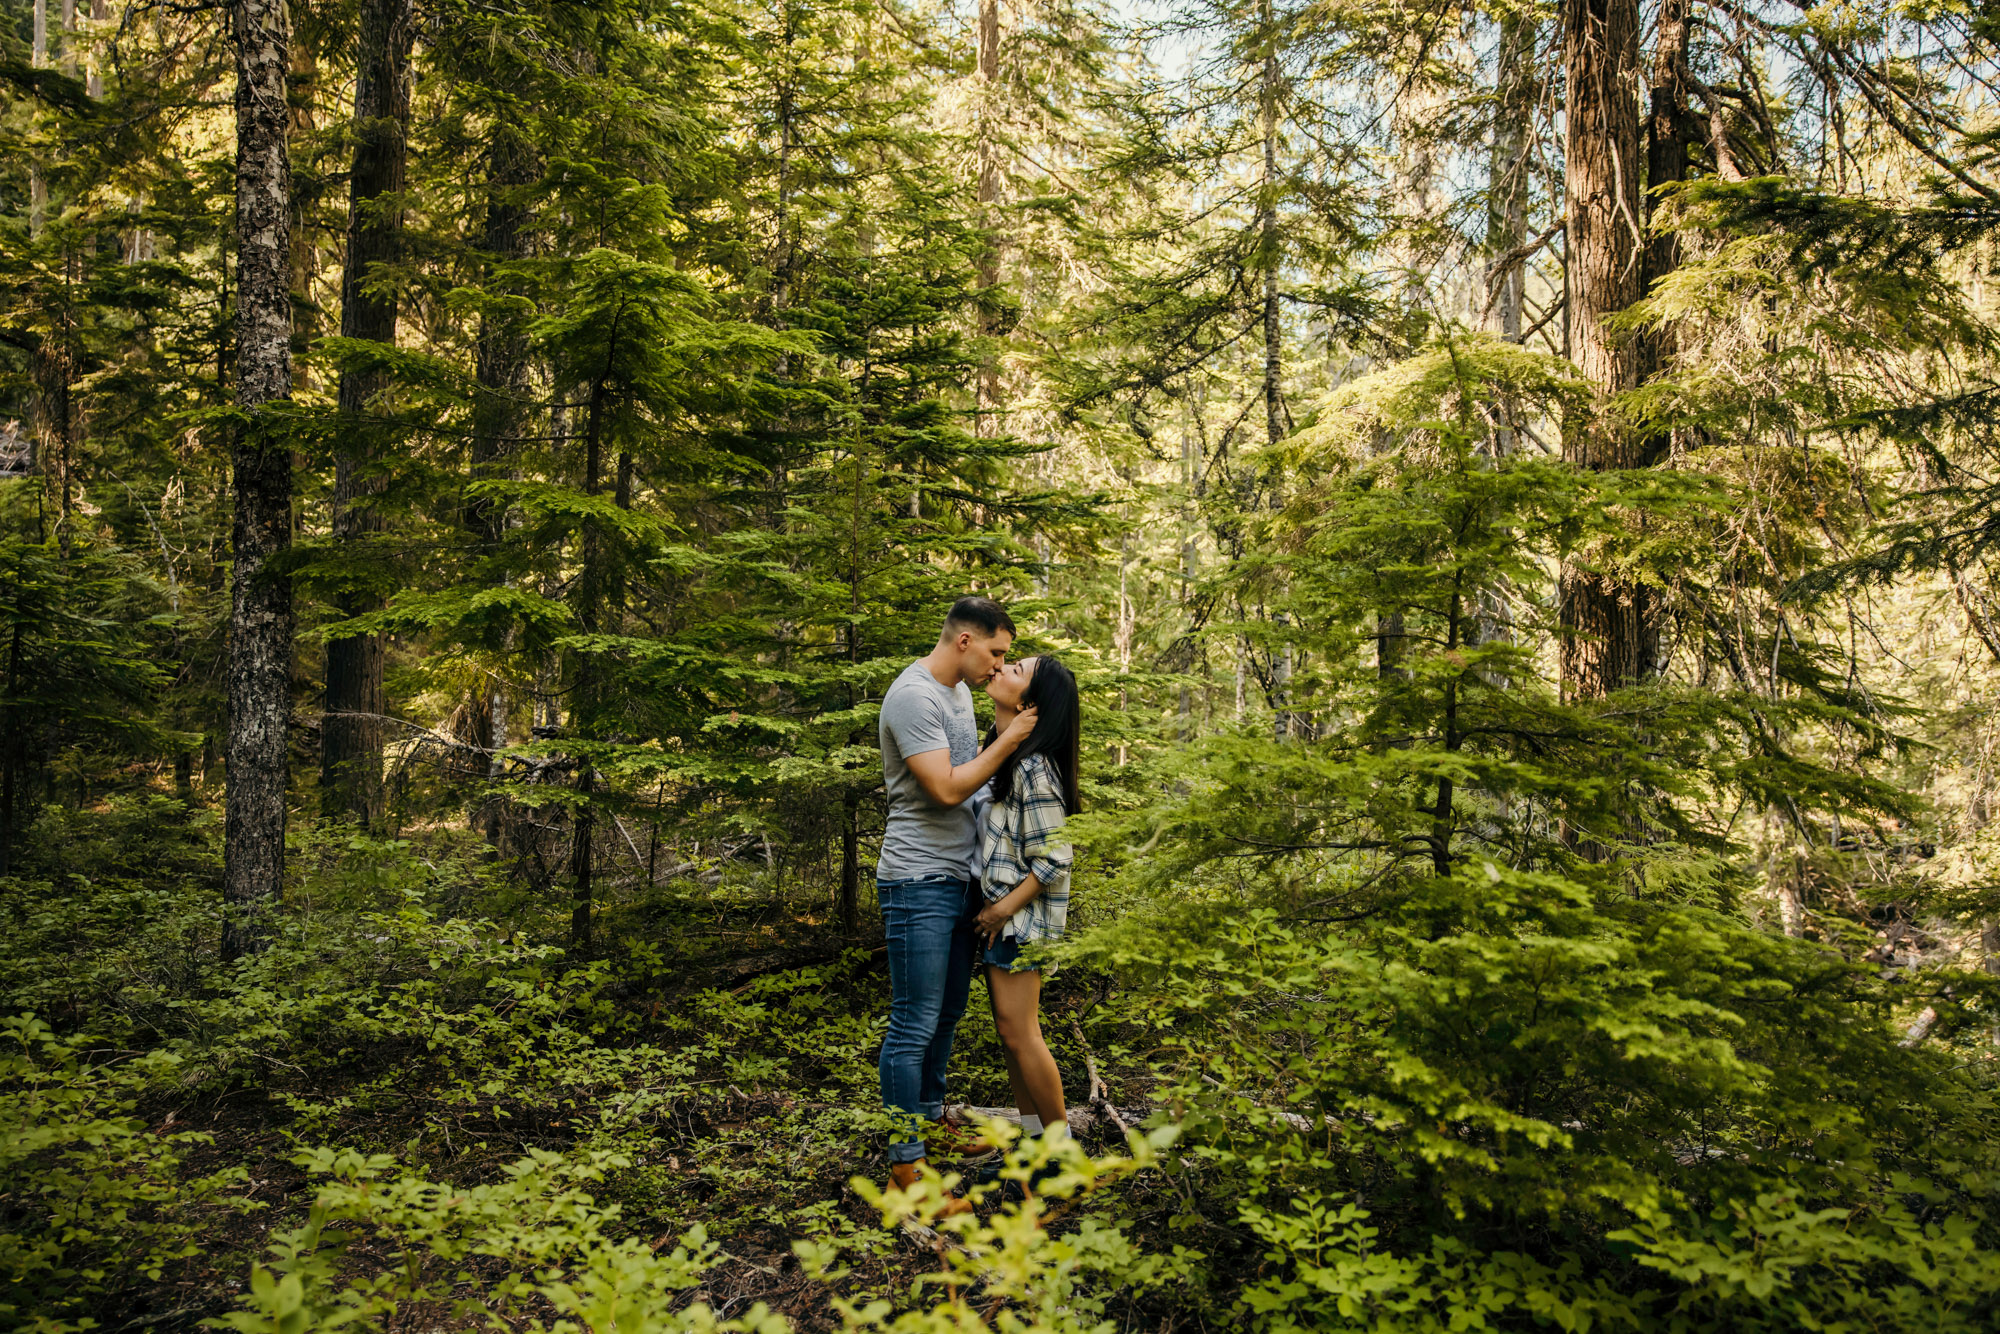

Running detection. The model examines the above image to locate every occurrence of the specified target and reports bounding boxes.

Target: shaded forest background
[4,0,2000,1329]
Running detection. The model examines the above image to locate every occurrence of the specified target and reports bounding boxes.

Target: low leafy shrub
[206,1128,1196,1334]
[209,1145,779,1334]
[810,1123,1203,1334]
[1066,862,2000,1332]
[0,1013,254,1329]
[0,798,223,1044]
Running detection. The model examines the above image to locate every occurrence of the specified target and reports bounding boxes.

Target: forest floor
[89,880,1181,1333]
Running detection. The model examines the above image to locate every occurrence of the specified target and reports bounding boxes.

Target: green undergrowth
[3,799,2000,1333]
[0,803,1173,1333]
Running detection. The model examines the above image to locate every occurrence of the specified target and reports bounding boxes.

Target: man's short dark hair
[943,596,1015,639]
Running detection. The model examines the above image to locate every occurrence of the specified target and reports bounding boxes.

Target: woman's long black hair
[990,655,1081,815]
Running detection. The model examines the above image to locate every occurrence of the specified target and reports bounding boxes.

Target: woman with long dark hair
[975,654,1080,1158]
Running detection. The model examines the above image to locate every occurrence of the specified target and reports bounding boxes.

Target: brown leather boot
[887,1159,974,1218]
[928,1114,997,1158]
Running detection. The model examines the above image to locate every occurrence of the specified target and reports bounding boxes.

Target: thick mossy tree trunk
[1558,0,1650,701]
[223,0,296,958]
[322,0,413,824]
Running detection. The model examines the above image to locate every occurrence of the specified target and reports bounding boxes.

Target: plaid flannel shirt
[980,753,1072,945]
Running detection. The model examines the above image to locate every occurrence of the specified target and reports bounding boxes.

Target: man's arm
[903,705,1037,807]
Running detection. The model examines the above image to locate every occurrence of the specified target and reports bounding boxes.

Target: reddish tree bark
[1559,0,1651,699]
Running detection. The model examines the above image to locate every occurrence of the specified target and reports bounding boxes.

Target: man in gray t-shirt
[874,596,1038,1202]
[878,661,981,880]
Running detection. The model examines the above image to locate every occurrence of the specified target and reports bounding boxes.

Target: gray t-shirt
[877,660,980,881]
[966,781,995,882]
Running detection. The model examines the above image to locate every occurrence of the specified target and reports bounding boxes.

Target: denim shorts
[981,934,1039,974]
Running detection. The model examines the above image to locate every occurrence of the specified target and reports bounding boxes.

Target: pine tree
[1050,0,1381,731]
[680,0,1084,928]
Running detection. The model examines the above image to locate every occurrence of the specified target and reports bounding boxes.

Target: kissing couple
[873,596,1080,1215]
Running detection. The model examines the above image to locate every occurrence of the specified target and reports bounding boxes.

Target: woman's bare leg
[1000,1044,1038,1123]
[984,967,1040,1142]
[987,966,1066,1134]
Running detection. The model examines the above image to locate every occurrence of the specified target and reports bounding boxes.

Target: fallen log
[944,1102,1148,1139]
[1070,1017,1132,1136]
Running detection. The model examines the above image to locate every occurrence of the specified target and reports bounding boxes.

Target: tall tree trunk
[86,0,105,97]
[770,4,798,320]
[0,624,21,876]
[1477,12,1538,652]
[46,0,78,512]
[29,0,46,238]
[1558,0,1648,700]
[468,126,534,544]
[26,0,55,511]
[322,0,412,825]
[46,0,77,558]
[33,286,71,554]
[1641,0,1692,394]
[567,362,612,951]
[1258,5,1291,739]
[1377,611,1408,682]
[839,787,860,933]
[1115,489,1133,763]
[569,771,595,949]
[974,0,1003,439]
[51,2,114,547]
[1179,390,1200,735]
[469,124,535,847]
[223,0,296,958]
[1486,11,1533,347]
[287,39,322,395]
[1430,586,1465,876]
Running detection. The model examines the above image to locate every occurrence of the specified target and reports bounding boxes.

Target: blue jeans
[878,874,978,1164]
